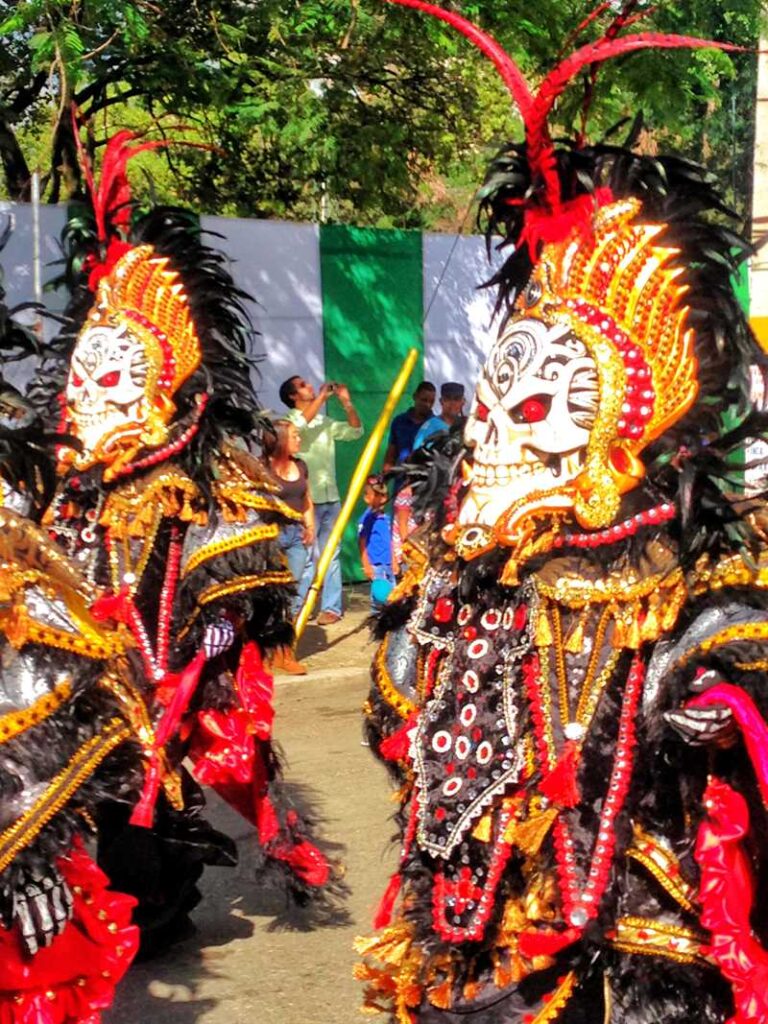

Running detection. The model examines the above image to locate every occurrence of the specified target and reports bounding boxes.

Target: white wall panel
[422,233,505,400]
[201,217,324,416]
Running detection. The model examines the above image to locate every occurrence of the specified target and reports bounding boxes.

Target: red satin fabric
[0,845,138,1024]
[695,777,768,1024]
[189,643,330,888]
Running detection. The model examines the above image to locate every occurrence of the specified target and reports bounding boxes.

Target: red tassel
[540,740,581,808]
[379,713,417,762]
[90,586,130,623]
[373,871,403,929]
[518,927,580,959]
[129,759,161,827]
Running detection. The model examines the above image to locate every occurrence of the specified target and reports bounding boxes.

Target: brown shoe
[271,646,307,675]
[317,611,342,626]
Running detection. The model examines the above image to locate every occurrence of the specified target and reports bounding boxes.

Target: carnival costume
[358,4,768,1022]
[49,133,332,939]
[0,225,143,1023]
[0,131,332,1021]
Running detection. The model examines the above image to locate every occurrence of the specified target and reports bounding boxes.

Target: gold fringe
[510,806,559,856]
[564,613,585,654]
[535,607,553,647]
[472,812,493,843]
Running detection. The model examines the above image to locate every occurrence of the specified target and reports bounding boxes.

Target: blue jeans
[279,523,311,617]
[299,500,343,616]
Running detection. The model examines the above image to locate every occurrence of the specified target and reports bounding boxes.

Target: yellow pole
[294,346,420,642]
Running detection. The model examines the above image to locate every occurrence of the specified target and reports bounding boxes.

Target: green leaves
[0,0,762,227]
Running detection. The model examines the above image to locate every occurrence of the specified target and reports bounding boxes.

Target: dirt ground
[107,585,397,1024]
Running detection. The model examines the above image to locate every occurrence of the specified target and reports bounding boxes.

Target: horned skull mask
[458,314,599,534]
[66,323,150,457]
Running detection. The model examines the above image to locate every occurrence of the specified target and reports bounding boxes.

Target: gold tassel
[472,812,493,843]
[493,953,517,990]
[535,608,553,647]
[611,617,626,649]
[427,980,453,1010]
[462,980,481,1002]
[509,806,559,855]
[500,556,520,587]
[640,603,659,642]
[565,612,586,654]
[626,613,642,650]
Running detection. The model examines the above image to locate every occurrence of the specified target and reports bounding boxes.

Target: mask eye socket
[97,370,121,387]
[511,395,551,424]
[70,372,84,388]
[476,401,490,423]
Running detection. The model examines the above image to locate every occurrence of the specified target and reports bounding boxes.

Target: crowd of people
[263,375,467,674]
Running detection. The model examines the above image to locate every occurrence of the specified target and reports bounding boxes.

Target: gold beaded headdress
[388,0,742,538]
[526,197,698,528]
[85,245,202,398]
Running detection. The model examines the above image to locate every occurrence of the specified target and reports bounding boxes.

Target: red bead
[462,625,477,641]
[433,596,455,623]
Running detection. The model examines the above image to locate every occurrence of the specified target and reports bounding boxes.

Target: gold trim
[679,621,768,662]
[530,971,578,1023]
[215,483,302,523]
[611,916,709,966]
[626,825,697,913]
[197,570,293,606]
[371,636,418,721]
[0,719,131,872]
[534,567,684,609]
[182,522,280,578]
[0,680,73,744]
[0,606,126,659]
[100,467,205,541]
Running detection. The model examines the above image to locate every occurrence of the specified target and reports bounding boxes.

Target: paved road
[108,605,397,1024]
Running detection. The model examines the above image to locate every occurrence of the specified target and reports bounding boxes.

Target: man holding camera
[280,375,363,625]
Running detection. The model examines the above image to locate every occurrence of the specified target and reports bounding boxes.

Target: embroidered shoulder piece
[99,465,205,540]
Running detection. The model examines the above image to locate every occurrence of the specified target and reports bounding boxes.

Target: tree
[0,1,764,228]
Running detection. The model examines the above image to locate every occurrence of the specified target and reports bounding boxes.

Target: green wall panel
[319,224,424,582]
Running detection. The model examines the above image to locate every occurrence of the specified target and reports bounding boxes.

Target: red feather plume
[384,0,534,120]
[386,0,748,223]
[71,109,213,284]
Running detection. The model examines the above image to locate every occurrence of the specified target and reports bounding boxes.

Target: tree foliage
[0,0,764,229]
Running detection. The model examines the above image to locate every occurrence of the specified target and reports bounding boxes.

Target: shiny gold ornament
[528,199,697,528]
[86,245,202,396]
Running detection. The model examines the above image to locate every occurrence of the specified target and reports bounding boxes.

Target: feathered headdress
[388,0,766,566]
[44,120,261,483]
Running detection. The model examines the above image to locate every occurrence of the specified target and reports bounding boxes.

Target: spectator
[413,381,466,449]
[280,375,363,625]
[358,474,394,610]
[383,380,435,571]
[263,418,313,675]
[382,380,436,472]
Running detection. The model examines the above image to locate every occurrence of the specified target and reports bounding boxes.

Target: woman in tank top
[264,418,315,674]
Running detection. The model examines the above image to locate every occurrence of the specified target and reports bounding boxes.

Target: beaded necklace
[524,644,644,931]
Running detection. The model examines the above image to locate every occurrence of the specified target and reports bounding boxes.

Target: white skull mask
[458,316,599,532]
[66,323,150,456]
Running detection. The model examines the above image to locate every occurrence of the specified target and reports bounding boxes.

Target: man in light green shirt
[281,375,363,624]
